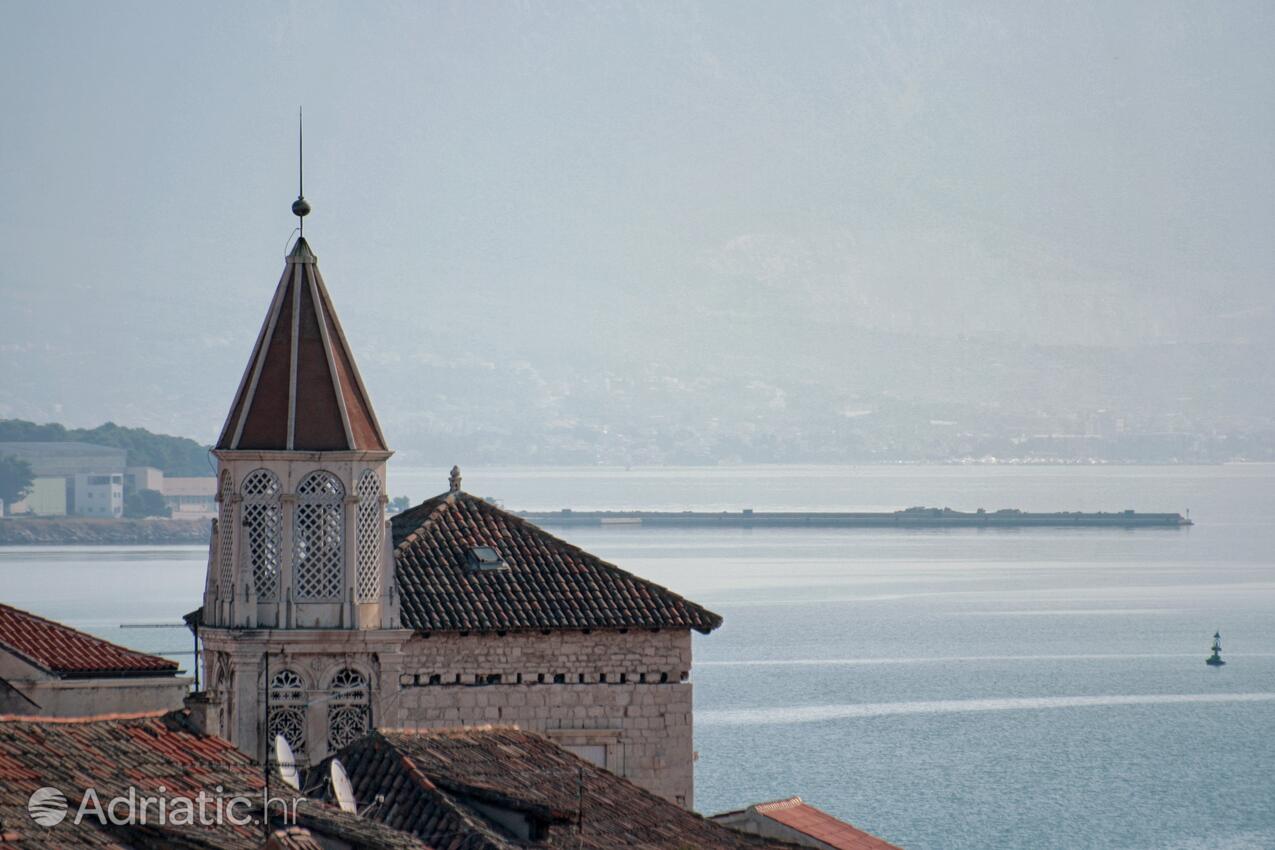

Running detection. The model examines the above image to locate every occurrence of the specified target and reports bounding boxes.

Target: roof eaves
[0,605,180,677]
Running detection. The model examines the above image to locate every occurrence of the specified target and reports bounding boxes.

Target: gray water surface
[2,464,1271,850]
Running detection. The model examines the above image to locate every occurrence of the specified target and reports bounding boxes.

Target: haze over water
[3,464,1272,850]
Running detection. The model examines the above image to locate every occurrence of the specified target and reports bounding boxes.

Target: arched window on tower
[327,668,370,752]
[294,471,344,600]
[267,669,307,760]
[355,469,382,602]
[216,471,235,596]
[241,469,282,601]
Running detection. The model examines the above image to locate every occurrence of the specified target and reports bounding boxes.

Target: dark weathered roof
[217,237,387,453]
[391,490,723,634]
[319,726,789,850]
[0,603,179,678]
[284,803,434,850]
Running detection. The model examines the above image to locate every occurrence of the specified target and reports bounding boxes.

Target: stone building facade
[192,231,721,808]
[392,623,696,803]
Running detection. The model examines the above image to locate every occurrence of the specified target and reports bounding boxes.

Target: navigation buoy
[1206,631,1225,667]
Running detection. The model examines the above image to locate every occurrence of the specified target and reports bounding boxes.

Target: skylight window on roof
[466,546,507,572]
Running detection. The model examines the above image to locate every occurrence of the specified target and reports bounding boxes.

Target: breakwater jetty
[518,507,1192,529]
[0,517,211,545]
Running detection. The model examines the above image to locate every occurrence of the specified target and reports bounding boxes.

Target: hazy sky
[2,1,1273,440]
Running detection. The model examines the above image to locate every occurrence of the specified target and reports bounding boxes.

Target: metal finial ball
[292,196,311,218]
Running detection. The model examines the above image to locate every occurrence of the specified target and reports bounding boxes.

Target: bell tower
[192,159,410,767]
[201,235,400,632]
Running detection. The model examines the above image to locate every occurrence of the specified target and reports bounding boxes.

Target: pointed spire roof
[216,237,388,452]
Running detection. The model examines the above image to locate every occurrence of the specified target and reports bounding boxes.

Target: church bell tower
[193,162,409,768]
[201,233,400,633]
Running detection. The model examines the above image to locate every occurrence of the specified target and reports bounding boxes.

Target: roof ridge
[391,492,454,550]
[328,730,515,850]
[0,709,169,724]
[384,723,522,738]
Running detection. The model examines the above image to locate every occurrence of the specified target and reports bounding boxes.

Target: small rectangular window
[465,546,508,572]
[564,744,607,768]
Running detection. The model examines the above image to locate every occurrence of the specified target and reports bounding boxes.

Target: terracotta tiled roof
[391,491,723,634]
[217,237,387,452]
[0,711,262,849]
[0,711,430,850]
[752,797,903,850]
[319,726,790,849]
[0,603,179,677]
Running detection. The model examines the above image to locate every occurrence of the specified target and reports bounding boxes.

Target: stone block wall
[390,629,696,807]
[196,626,701,808]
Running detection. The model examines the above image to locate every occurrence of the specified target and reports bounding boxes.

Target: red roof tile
[753,798,903,850]
[0,712,430,850]
[0,711,261,849]
[217,237,387,453]
[391,490,723,634]
[0,603,178,677]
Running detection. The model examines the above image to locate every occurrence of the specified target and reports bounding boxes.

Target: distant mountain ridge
[0,419,212,476]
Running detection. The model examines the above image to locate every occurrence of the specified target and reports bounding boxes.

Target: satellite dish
[331,759,357,814]
[274,735,300,791]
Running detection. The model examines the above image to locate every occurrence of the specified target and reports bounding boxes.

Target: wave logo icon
[27,787,68,827]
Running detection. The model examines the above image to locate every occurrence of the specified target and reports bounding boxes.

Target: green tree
[0,454,34,515]
[0,419,213,476]
[124,488,171,518]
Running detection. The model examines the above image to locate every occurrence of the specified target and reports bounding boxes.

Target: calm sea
[3,464,1272,850]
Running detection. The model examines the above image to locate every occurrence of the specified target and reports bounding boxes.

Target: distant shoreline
[0,517,211,546]
[518,507,1193,529]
